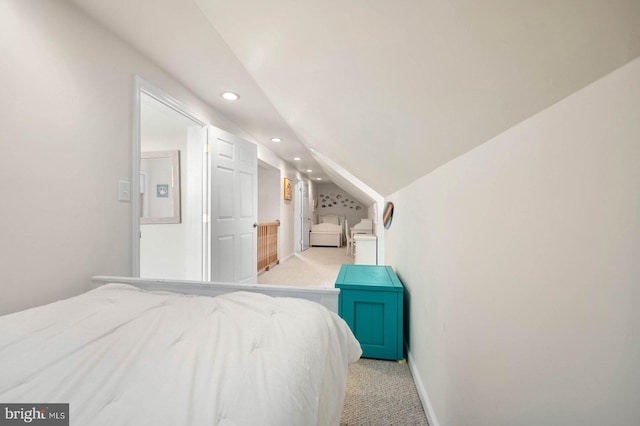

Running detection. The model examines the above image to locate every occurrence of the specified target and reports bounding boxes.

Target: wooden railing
[257,221,280,272]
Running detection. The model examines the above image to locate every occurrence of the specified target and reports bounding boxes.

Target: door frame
[301,180,310,251]
[132,76,208,276]
[293,179,302,252]
[293,178,310,252]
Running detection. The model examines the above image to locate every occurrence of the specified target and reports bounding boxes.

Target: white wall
[367,203,379,236]
[316,183,368,227]
[385,57,640,425]
[257,146,315,261]
[0,0,252,315]
[258,164,280,223]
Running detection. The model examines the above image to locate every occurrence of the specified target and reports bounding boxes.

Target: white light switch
[118,180,131,202]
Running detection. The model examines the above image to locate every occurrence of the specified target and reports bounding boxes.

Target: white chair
[345,220,355,257]
[352,218,373,235]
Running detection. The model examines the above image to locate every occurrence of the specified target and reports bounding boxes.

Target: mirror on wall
[140,150,181,224]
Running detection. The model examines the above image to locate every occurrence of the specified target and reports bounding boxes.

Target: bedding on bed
[0,284,361,426]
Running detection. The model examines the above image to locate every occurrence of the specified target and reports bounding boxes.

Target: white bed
[310,215,345,247]
[0,278,361,426]
[310,222,343,247]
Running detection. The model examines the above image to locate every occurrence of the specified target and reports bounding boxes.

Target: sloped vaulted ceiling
[70,0,640,196]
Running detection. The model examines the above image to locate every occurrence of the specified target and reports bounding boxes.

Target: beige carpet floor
[342,359,429,426]
[257,246,354,287]
[259,247,428,425]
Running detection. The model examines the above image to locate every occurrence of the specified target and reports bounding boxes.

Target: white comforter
[0,284,361,426]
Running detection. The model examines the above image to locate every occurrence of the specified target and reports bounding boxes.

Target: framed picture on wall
[283,178,293,200]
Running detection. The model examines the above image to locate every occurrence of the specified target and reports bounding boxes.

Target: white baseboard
[280,252,295,264]
[407,351,441,426]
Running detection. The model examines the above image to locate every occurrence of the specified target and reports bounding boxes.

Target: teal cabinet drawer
[340,289,401,360]
[336,265,404,360]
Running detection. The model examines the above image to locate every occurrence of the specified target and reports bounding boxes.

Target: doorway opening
[132,77,259,283]
[134,81,207,280]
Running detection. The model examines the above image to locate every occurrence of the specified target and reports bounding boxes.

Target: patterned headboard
[320,214,346,225]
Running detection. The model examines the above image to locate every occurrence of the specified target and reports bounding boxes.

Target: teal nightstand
[335,264,404,360]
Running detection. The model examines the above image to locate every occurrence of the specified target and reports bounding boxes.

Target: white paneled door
[209,126,258,283]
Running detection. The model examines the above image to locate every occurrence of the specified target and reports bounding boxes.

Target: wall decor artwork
[156,184,169,198]
[383,202,394,229]
[283,178,293,200]
[318,189,364,210]
[140,150,181,224]
[316,183,368,228]
[318,190,363,211]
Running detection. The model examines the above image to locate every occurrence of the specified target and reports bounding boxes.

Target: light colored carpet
[259,248,427,425]
[257,246,354,287]
[342,359,429,426]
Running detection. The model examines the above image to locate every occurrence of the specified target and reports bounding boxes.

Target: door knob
[253,223,258,228]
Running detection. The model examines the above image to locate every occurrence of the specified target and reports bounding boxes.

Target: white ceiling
[69,0,640,197]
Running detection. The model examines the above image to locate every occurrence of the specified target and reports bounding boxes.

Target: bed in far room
[310,214,345,247]
[0,277,361,426]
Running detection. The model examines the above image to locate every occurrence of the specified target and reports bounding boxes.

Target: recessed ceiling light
[271,137,282,143]
[293,157,301,161]
[306,169,313,173]
[316,178,322,181]
[221,91,240,101]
